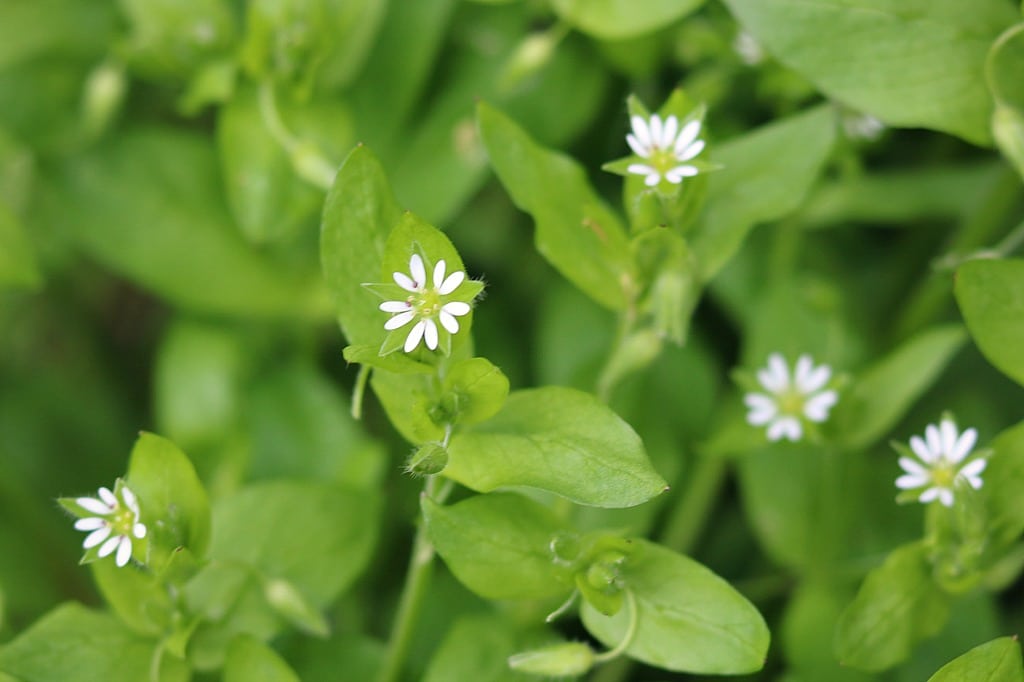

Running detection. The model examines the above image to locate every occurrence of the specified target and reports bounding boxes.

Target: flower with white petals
[70,483,147,567]
[895,419,986,507]
[377,253,472,353]
[744,353,839,442]
[626,113,706,187]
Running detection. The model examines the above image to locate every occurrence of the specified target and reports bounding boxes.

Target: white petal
[97,535,121,558]
[964,473,984,490]
[925,424,942,460]
[384,310,416,330]
[793,355,813,388]
[626,132,649,157]
[380,300,412,313]
[433,259,447,289]
[642,172,659,186]
[803,390,837,422]
[744,393,777,425]
[758,353,790,393]
[98,486,117,507]
[133,523,147,539]
[919,487,942,504]
[768,416,802,442]
[909,435,934,462]
[627,162,656,177]
[674,119,702,155]
[661,115,679,149]
[442,301,471,316]
[75,517,106,531]
[664,166,698,183]
[630,116,652,149]
[115,537,133,567]
[649,115,664,149]
[408,254,426,287]
[76,497,113,515]
[898,456,927,477]
[939,419,958,458]
[800,363,832,394]
[896,472,929,490]
[120,486,139,516]
[959,458,986,480]
[439,270,465,295]
[404,321,426,353]
[677,139,705,162]
[937,488,954,507]
[83,526,111,549]
[423,318,438,350]
[393,271,418,292]
[438,310,460,334]
[949,427,977,464]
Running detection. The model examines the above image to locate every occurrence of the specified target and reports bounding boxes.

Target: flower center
[411,287,443,318]
[778,389,805,416]
[931,463,956,489]
[110,507,135,535]
[649,147,677,172]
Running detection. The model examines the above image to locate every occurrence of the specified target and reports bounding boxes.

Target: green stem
[351,365,370,420]
[375,477,450,682]
[592,590,639,664]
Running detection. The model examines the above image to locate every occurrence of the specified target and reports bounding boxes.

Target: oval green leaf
[956,258,1024,387]
[927,636,1024,682]
[445,386,667,508]
[581,539,769,674]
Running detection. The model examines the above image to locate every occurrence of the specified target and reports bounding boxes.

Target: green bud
[82,61,127,139]
[263,578,329,637]
[290,140,336,190]
[500,31,559,91]
[549,531,582,566]
[508,642,595,676]
[406,442,449,477]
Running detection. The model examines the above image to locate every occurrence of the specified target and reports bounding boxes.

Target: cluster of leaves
[2,0,1024,681]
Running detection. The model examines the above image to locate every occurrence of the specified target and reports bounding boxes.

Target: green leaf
[216,86,324,244]
[721,0,1017,145]
[0,0,116,70]
[445,386,667,508]
[985,24,1024,180]
[423,614,534,682]
[692,105,836,281]
[262,577,330,637]
[478,101,634,310]
[423,492,570,600]
[0,603,188,682]
[321,144,402,347]
[208,481,378,607]
[224,635,301,682]
[956,258,1024,387]
[343,345,433,374]
[0,199,40,291]
[835,542,951,672]
[551,0,705,39]
[440,357,510,427]
[47,128,329,317]
[581,539,769,674]
[927,637,1024,682]
[984,420,1024,547]
[89,559,173,636]
[833,325,966,450]
[126,432,212,565]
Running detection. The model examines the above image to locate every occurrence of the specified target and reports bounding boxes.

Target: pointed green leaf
[722,0,1018,144]
[833,325,966,450]
[956,258,1024,387]
[581,540,769,674]
[835,542,951,672]
[224,635,300,682]
[927,637,1024,682]
[423,492,570,600]
[478,102,634,310]
[445,387,667,508]
[692,105,835,280]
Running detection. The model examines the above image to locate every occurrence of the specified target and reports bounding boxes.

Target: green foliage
[551,0,705,40]
[926,636,1024,681]
[224,635,302,682]
[956,258,1024,387]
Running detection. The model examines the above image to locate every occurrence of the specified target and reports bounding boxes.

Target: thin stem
[375,477,452,682]
[351,364,370,420]
[545,589,579,623]
[258,80,299,153]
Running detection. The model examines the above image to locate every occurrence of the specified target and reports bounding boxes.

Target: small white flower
[379,254,472,353]
[626,113,706,187]
[733,30,765,66]
[842,112,886,141]
[895,419,986,507]
[72,484,147,567]
[744,353,838,442]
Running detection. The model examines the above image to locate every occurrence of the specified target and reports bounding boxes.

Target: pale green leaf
[224,635,301,682]
[956,258,1024,387]
[927,637,1024,682]
[445,386,667,508]
[551,0,705,39]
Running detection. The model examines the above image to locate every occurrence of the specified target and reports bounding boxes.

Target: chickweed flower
[626,113,706,187]
[895,418,986,507]
[377,253,472,353]
[70,483,146,567]
[744,353,838,442]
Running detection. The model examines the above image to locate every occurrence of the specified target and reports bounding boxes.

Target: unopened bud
[508,642,594,676]
[406,442,448,477]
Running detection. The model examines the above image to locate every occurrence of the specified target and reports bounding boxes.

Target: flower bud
[508,642,595,676]
[406,442,448,477]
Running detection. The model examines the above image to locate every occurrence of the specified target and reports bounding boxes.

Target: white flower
[842,112,886,141]
[379,254,472,353]
[896,419,986,507]
[626,113,706,187]
[72,484,147,567]
[744,353,838,442]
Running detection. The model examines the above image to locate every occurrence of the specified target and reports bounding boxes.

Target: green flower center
[649,148,677,173]
[411,287,443,317]
[931,463,955,489]
[778,389,805,416]
[110,506,135,535]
